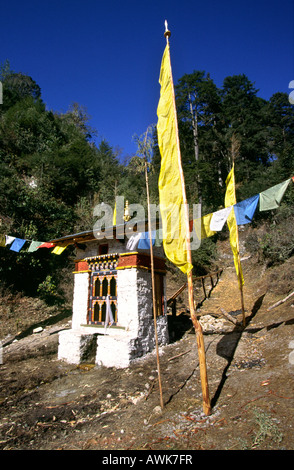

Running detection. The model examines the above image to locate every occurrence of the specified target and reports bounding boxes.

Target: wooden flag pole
[164,23,211,416]
[143,130,164,410]
[235,227,246,327]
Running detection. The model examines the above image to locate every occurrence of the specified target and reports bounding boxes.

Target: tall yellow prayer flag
[225,164,244,286]
[113,202,117,226]
[157,43,193,274]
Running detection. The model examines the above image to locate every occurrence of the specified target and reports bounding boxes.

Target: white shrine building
[50,218,169,368]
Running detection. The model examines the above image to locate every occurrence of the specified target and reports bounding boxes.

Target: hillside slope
[0,235,294,450]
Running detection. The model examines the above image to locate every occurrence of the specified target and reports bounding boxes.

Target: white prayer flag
[126,232,141,251]
[104,295,114,333]
[210,206,232,231]
[5,236,16,246]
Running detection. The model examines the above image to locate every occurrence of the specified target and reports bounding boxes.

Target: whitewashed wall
[95,267,169,367]
[71,272,90,329]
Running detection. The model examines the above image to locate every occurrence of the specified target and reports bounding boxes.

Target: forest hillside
[0,60,293,306]
[1,61,294,451]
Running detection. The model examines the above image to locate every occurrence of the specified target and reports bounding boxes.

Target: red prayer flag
[38,242,56,249]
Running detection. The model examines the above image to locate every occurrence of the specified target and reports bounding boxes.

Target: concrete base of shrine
[58,329,98,364]
[58,316,169,368]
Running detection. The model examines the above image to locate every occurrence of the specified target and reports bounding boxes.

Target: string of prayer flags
[259,178,292,211]
[0,176,292,258]
[10,238,26,252]
[234,194,260,225]
[199,175,293,238]
[0,234,70,255]
[191,173,290,242]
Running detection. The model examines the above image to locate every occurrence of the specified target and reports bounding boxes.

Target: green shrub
[259,214,294,266]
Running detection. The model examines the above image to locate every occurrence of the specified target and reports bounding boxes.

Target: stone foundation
[58,330,97,364]
[95,315,169,368]
[58,323,169,369]
[95,334,133,368]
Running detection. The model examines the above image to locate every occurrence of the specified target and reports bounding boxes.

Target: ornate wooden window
[86,254,118,325]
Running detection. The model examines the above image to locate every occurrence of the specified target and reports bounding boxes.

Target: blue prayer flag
[137,231,156,250]
[10,238,27,252]
[234,194,259,225]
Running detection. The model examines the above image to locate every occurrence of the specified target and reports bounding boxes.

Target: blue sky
[1,0,293,160]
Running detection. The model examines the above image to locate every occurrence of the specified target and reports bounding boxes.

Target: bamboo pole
[235,226,246,327]
[143,131,164,410]
[164,22,211,416]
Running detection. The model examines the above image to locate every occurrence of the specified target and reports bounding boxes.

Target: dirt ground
[1,240,294,451]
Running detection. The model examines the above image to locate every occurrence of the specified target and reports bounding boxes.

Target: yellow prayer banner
[225,165,237,207]
[200,213,217,239]
[113,202,117,226]
[52,245,67,255]
[157,43,193,274]
[193,214,216,240]
[225,164,244,286]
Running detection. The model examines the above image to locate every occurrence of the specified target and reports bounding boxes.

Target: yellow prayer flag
[157,43,193,274]
[0,234,6,247]
[193,214,216,240]
[225,164,237,207]
[52,245,67,255]
[201,214,217,239]
[113,202,117,226]
[225,164,244,286]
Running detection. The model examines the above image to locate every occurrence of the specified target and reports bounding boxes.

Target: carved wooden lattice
[86,254,118,325]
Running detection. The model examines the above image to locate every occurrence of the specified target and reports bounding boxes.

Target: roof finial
[164,20,171,40]
[123,200,131,222]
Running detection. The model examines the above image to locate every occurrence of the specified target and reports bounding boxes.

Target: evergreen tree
[175,71,222,210]
[1,60,293,294]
